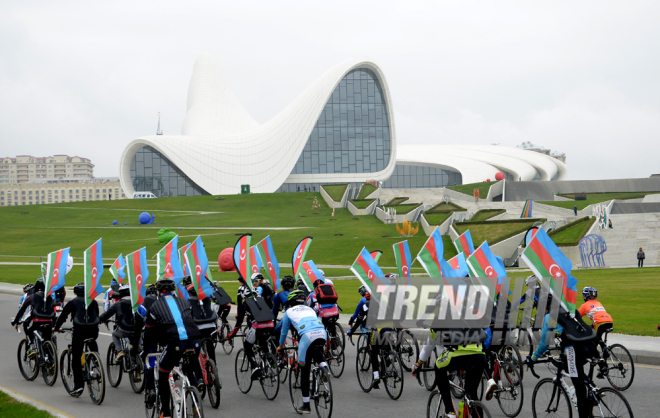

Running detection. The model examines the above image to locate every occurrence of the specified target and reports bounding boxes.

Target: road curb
[0,385,75,418]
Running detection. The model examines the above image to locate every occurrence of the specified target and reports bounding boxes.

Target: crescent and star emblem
[298,248,303,258]
[240,249,246,261]
[367,270,374,279]
[92,267,97,280]
[136,274,142,287]
[195,265,202,278]
[53,269,59,279]
[549,264,562,278]
[485,266,495,277]
[402,266,409,276]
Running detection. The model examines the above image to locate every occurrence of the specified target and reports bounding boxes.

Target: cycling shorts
[298,330,326,365]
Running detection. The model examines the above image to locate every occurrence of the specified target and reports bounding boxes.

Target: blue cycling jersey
[279,305,325,346]
[533,313,564,360]
[272,290,290,317]
[350,297,367,322]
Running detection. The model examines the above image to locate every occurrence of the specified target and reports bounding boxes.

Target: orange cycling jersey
[578,300,613,326]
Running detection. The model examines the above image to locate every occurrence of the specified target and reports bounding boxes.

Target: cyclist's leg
[41,321,53,342]
[459,354,486,402]
[369,330,381,380]
[71,328,90,389]
[227,313,244,339]
[200,326,216,363]
[298,334,323,404]
[244,327,258,367]
[111,329,124,354]
[434,366,455,414]
[158,342,183,418]
[565,348,590,418]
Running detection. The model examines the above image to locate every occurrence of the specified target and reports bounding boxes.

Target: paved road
[1,292,659,418]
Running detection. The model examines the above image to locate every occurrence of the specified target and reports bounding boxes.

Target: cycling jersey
[532,312,563,360]
[272,290,290,318]
[350,297,367,323]
[578,300,613,327]
[278,305,325,346]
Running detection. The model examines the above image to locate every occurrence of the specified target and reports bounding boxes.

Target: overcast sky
[1,1,659,180]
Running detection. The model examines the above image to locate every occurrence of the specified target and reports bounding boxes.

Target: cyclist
[272,275,295,319]
[53,282,101,396]
[143,284,159,311]
[305,279,338,318]
[143,279,203,418]
[253,273,274,308]
[13,279,56,355]
[348,285,370,330]
[103,278,120,312]
[226,277,253,340]
[99,285,141,362]
[276,290,328,414]
[17,283,36,336]
[186,284,218,364]
[578,287,613,341]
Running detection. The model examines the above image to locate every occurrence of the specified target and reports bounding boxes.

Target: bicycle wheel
[605,344,635,391]
[383,351,404,400]
[500,345,524,380]
[59,348,77,395]
[260,353,280,400]
[289,365,303,412]
[469,400,493,418]
[532,378,572,418]
[129,355,146,393]
[144,386,161,418]
[356,347,373,392]
[87,351,106,405]
[495,361,523,417]
[41,340,58,386]
[398,330,419,372]
[449,370,465,398]
[205,359,221,409]
[234,348,252,393]
[18,339,39,381]
[426,390,444,418]
[106,342,123,387]
[221,323,234,355]
[592,387,633,418]
[184,386,204,418]
[332,323,346,356]
[328,350,345,378]
[422,349,438,391]
[314,367,333,418]
[357,334,368,352]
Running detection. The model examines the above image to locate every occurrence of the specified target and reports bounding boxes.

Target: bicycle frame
[146,354,200,418]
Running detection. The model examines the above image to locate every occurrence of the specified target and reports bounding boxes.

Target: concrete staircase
[594,213,660,267]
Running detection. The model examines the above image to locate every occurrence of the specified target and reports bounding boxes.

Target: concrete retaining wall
[486,180,504,202]
[347,199,377,216]
[489,231,527,259]
[375,205,423,224]
[505,177,660,201]
[610,202,660,214]
[421,212,456,236]
[320,184,349,209]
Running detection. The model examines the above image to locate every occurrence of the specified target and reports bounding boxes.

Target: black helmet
[182,276,192,287]
[156,279,176,293]
[358,285,369,297]
[296,278,307,291]
[281,275,295,290]
[34,278,45,292]
[23,283,34,294]
[287,289,306,307]
[73,282,85,297]
[55,287,66,303]
[146,284,158,297]
[110,278,120,293]
[118,285,131,298]
[312,279,323,288]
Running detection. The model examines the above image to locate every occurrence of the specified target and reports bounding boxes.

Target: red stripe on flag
[51,251,63,293]
[397,242,410,277]
[164,242,173,278]
[423,239,441,273]
[132,251,144,306]
[459,235,471,257]
[190,241,207,299]
[355,256,375,282]
[473,248,497,277]
[449,257,459,269]
[89,244,97,300]
[528,238,577,304]
[294,241,307,275]
[262,241,276,279]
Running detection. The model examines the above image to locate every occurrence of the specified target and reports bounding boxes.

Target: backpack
[557,307,599,358]
[316,283,338,304]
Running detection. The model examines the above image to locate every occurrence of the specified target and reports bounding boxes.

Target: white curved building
[119,54,568,197]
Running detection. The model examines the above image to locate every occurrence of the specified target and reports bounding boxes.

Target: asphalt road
[1,292,659,418]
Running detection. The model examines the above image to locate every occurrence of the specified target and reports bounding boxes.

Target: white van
[133,192,157,199]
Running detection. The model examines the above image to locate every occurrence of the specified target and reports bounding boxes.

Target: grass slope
[448,181,497,198]
[548,217,595,246]
[349,199,375,209]
[357,184,377,199]
[539,192,660,210]
[0,391,55,418]
[321,184,348,202]
[470,209,506,222]
[424,212,451,226]
[454,219,540,246]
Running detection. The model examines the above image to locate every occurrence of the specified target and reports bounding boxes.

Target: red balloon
[495,172,505,181]
[486,178,491,182]
[218,247,236,272]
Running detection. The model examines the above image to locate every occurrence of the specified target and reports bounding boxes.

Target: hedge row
[379,202,422,214]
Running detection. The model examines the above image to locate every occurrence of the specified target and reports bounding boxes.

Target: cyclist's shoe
[26,348,37,359]
[71,387,84,397]
[443,414,457,418]
[197,378,205,391]
[485,378,498,400]
[251,367,262,381]
[298,402,312,414]
[145,389,156,407]
[371,379,381,390]
[133,370,142,383]
[115,350,125,362]
[596,359,608,379]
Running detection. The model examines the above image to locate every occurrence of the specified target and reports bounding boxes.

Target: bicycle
[183,334,221,409]
[145,353,204,418]
[479,348,523,417]
[104,320,145,393]
[426,370,492,418]
[394,328,419,372]
[274,333,299,384]
[528,355,634,418]
[234,329,280,400]
[415,345,439,391]
[354,330,405,400]
[215,314,235,355]
[322,324,345,378]
[58,328,106,405]
[595,328,635,391]
[16,323,58,386]
[285,344,333,418]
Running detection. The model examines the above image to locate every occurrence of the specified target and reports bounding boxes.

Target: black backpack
[557,307,599,358]
[259,283,274,308]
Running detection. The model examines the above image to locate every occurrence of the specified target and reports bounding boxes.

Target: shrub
[548,216,596,246]
[386,197,409,206]
[424,212,451,226]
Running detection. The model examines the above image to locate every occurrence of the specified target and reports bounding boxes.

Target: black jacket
[145,294,201,346]
[13,291,55,325]
[189,297,218,325]
[55,296,100,330]
[100,298,137,331]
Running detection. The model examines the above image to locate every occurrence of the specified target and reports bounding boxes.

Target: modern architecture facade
[0,155,94,184]
[119,54,568,197]
[0,177,126,206]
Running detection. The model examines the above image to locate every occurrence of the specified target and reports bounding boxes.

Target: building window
[381,164,463,189]
[130,146,208,197]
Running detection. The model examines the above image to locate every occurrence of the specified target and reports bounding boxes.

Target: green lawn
[426,202,466,213]
[379,203,421,214]
[448,181,497,198]
[349,199,376,209]
[357,184,378,199]
[424,212,451,226]
[385,197,409,206]
[470,209,506,222]
[321,184,348,202]
[454,219,542,246]
[539,192,660,210]
[0,391,55,418]
[548,217,595,246]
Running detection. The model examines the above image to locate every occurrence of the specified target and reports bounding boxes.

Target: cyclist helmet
[358,285,368,297]
[525,275,539,288]
[296,278,307,291]
[582,286,597,301]
[312,279,324,288]
[23,283,34,294]
[317,269,325,277]
[251,273,264,284]
[155,279,176,293]
[287,289,306,307]
[118,284,131,298]
[145,284,158,297]
[55,287,66,303]
[186,284,197,297]
[34,278,45,292]
[73,282,85,297]
[385,272,398,278]
[281,275,295,290]
[182,276,192,287]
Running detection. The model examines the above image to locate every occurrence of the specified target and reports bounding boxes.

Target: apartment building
[0,177,126,206]
[0,155,94,184]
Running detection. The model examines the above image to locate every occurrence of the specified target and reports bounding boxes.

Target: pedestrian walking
[573,205,578,216]
[637,247,645,267]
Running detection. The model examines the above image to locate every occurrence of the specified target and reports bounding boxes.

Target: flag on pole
[292,237,313,278]
[185,236,215,301]
[370,250,383,264]
[298,260,325,290]
[453,230,476,257]
[256,236,281,291]
[157,236,188,299]
[349,247,384,291]
[109,255,127,283]
[466,242,507,278]
[521,228,579,314]
[249,245,262,276]
[44,248,70,297]
[40,262,47,279]
[83,239,105,308]
[125,248,149,313]
[416,227,454,277]
[178,244,190,276]
[448,252,470,277]
[233,234,251,280]
[392,240,412,278]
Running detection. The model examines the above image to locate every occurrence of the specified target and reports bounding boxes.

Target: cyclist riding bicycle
[143,279,203,418]
[306,279,339,324]
[253,273,274,308]
[348,285,370,330]
[186,284,218,364]
[99,284,142,362]
[578,287,613,340]
[272,275,295,319]
[225,277,254,340]
[17,283,36,336]
[241,283,276,381]
[53,282,101,396]
[13,278,57,355]
[276,290,328,414]
[102,278,120,312]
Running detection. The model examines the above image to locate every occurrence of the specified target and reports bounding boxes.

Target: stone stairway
[594,213,660,267]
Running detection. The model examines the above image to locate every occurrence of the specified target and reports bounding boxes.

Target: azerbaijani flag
[178,244,190,276]
[350,247,384,291]
[393,240,412,278]
[370,250,383,264]
[233,234,251,280]
[157,236,188,300]
[448,252,470,277]
[44,248,70,297]
[249,245,262,276]
[40,262,47,279]
[466,241,507,278]
[125,248,149,313]
[292,237,313,278]
[256,236,281,291]
[298,260,325,290]
[521,200,533,218]
[83,239,105,308]
[109,255,126,283]
[416,227,454,277]
[454,230,475,257]
[521,228,579,314]
[185,236,215,301]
